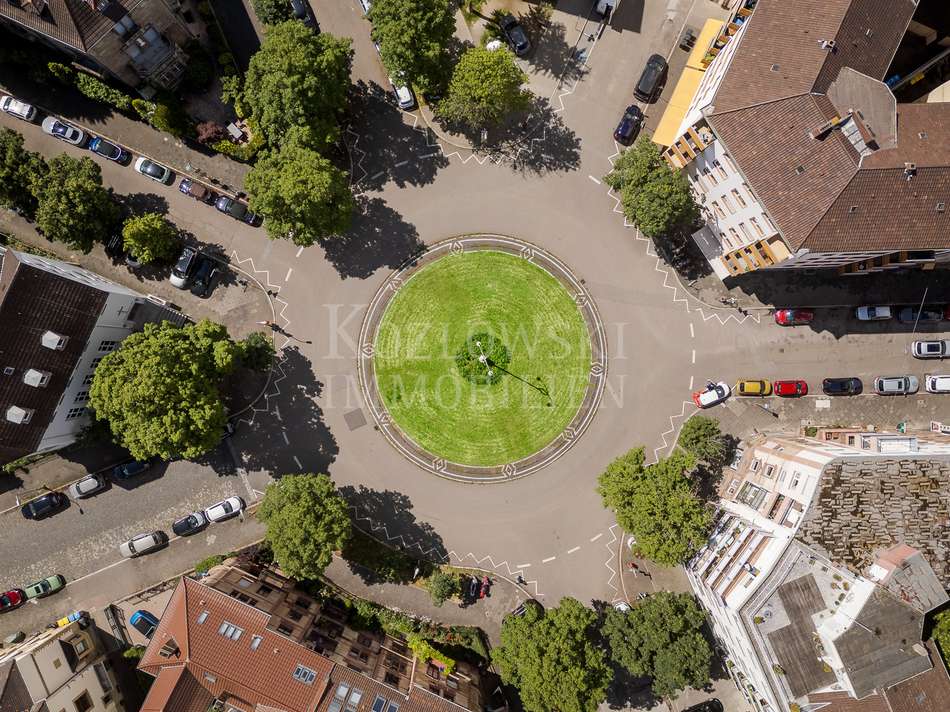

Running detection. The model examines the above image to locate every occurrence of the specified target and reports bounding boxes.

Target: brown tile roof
[807,690,889,712]
[861,103,950,169]
[0,251,107,463]
[884,641,950,712]
[0,0,114,52]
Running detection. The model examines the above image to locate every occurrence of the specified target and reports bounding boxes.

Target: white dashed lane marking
[293,455,302,469]
[281,430,290,445]
[590,533,603,542]
[690,322,695,338]
[285,267,293,282]
[517,563,532,569]
[588,175,601,185]
[542,556,556,563]
[691,349,696,364]
[567,546,580,554]
[395,160,409,167]
[295,246,304,258]
[370,170,385,181]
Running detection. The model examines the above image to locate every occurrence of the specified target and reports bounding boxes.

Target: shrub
[195,552,233,573]
[425,570,460,607]
[196,121,227,145]
[211,124,265,162]
[132,98,156,121]
[47,61,75,84]
[183,40,215,91]
[238,331,275,371]
[122,645,146,660]
[75,73,133,112]
[150,101,192,138]
[218,52,238,76]
[407,635,456,674]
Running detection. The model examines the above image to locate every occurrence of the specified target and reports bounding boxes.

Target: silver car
[119,531,167,558]
[0,95,36,121]
[873,375,919,395]
[42,117,86,146]
[67,474,106,499]
[854,306,891,321]
[912,340,950,359]
[925,374,950,394]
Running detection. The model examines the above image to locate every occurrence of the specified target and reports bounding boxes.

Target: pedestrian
[587,32,595,42]
[516,574,526,586]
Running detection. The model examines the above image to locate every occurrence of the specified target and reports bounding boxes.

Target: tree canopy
[246,139,353,245]
[598,448,711,566]
[425,570,459,607]
[602,592,712,699]
[0,127,46,218]
[251,0,293,24]
[242,22,353,151]
[121,212,179,264]
[258,474,352,579]
[677,416,726,466]
[492,598,610,712]
[89,320,238,460]
[604,136,699,239]
[437,46,531,128]
[368,0,455,93]
[31,154,117,252]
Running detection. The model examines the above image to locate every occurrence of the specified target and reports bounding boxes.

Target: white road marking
[690,323,695,338]
[420,152,440,159]
[285,267,293,282]
[370,170,385,180]
[293,455,302,468]
[590,533,603,542]
[295,246,304,258]
[567,546,580,554]
[516,563,532,569]
[588,175,601,185]
[542,555,556,563]
[395,160,409,167]
[282,430,290,445]
[274,405,282,422]
[65,558,127,587]
[691,349,696,364]
[689,375,694,390]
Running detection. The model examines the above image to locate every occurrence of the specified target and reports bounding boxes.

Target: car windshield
[52,123,68,136]
[143,162,162,177]
[95,142,118,157]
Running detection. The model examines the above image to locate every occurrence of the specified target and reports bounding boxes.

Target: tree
[425,570,459,607]
[677,416,726,465]
[89,320,238,460]
[601,593,712,699]
[604,135,699,239]
[252,0,293,24]
[0,128,46,218]
[932,609,950,669]
[257,474,352,579]
[597,449,711,566]
[368,0,455,93]
[238,331,275,371]
[437,46,531,128]
[31,154,117,252]
[242,22,353,151]
[246,139,353,245]
[121,213,179,264]
[492,598,610,712]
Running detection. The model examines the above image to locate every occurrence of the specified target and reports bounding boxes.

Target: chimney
[904,162,916,180]
[820,39,837,52]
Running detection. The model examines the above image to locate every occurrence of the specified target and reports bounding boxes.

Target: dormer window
[6,406,33,424]
[23,369,51,388]
[42,331,67,350]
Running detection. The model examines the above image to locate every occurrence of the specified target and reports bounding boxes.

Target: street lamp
[474,339,494,379]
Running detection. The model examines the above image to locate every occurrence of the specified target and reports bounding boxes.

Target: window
[791,472,801,489]
[750,459,760,472]
[112,13,136,36]
[761,213,775,231]
[74,639,88,655]
[82,373,95,386]
[237,577,252,589]
[702,167,717,186]
[74,391,89,403]
[731,188,746,208]
[711,201,725,218]
[728,227,740,245]
[327,684,350,712]
[197,610,209,624]
[442,692,455,703]
[387,704,399,712]
[74,692,93,712]
[721,194,734,212]
[345,689,363,712]
[204,673,217,684]
[726,478,739,496]
[445,676,459,690]
[288,609,303,622]
[750,216,764,236]
[250,635,263,651]
[712,159,727,179]
[277,622,293,636]
[737,482,767,509]
[764,465,775,479]
[91,357,103,368]
[372,696,388,712]
[738,222,751,239]
[723,154,738,172]
[98,340,118,352]
[217,621,243,640]
[66,407,87,420]
[384,672,400,686]
[293,664,317,684]
[258,584,273,595]
[426,664,440,679]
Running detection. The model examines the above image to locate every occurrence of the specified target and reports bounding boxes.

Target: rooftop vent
[770,63,780,72]
[937,202,946,213]
[158,638,180,658]
[904,162,917,180]
[820,39,837,52]
[848,205,859,213]
[795,165,806,175]
[866,28,873,38]
[22,369,50,388]
[3,367,13,376]
[6,406,33,424]
[919,131,928,139]
[41,331,67,350]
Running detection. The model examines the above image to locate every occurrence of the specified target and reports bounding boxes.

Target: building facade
[0,615,122,712]
[0,0,193,91]
[689,430,950,712]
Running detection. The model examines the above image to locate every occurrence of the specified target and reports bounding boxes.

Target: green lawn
[374,251,591,466]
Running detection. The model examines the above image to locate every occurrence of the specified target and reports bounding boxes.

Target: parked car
[178,177,215,204]
[0,94,36,121]
[204,496,245,523]
[682,701,723,712]
[692,381,731,408]
[190,254,216,297]
[170,245,199,289]
[613,105,644,145]
[42,117,86,146]
[926,374,950,394]
[129,610,160,638]
[67,473,106,499]
[23,574,66,600]
[390,78,416,110]
[774,380,807,397]
[499,15,530,56]
[855,305,892,321]
[873,375,919,395]
[898,306,942,324]
[0,590,25,612]
[113,460,151,481]
[172,511,208,537]
[912,340,950,359]
[119,531,167,558]
[822,377,862,396]
[215,196,260,225]
[20,492,68,520]
[88,136,130,163]
[134,156,172,184]
[735,379,772,396]
[634,54,668,102]
[774,309,814,326]
[290,0,318,30]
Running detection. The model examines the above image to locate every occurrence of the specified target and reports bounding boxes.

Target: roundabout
[358,235,607,482]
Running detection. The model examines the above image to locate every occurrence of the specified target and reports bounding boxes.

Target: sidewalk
[324,556,529,645]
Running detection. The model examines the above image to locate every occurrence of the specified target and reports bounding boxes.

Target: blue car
[88,137,130,163]
[113,460,151,481]
[129,610,159,638]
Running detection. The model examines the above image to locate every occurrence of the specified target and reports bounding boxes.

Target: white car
[692,381,731,409]
[855,306,892,321]
[204,496,245,523]
[0,94,36,122]
[912,340,950,359]
[390,78,416,110]
[134,156,172,184]
[926,374,950,394]
[119,531,167,558]
[873,375,918,395]
[67,474,106,499]
[42,116,86,146]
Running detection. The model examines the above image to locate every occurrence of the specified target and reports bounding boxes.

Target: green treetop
[368,0,455,93]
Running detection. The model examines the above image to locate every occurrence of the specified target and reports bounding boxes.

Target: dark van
[178,178,214,204]
[634,54,668,102]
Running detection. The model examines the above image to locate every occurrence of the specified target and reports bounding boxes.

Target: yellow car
[736,379,772,396]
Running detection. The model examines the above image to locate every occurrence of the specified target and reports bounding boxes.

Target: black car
[290,0,319,30]
[499,15,530,56]
[613,105,644,145]
[215,195,260,226]
[634,53,668,102]
[172,512,207,537]
[822,377,863,396]
[88,137,130,163]
[20,492,68,520]
[682,701,723,712]
[113,460,151,481]
[190,255,216,297]
[898,306,943,324]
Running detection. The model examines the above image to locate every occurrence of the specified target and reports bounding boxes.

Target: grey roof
[0,660,33,712]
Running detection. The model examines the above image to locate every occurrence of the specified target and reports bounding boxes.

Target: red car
[774,380,808,397]
[774,309,814,326]
[0,589,25,612]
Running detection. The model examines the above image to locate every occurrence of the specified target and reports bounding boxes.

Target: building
[0,0,193,91]
[688,429,950,712]
[656,0,950,279]
[0,249,182,463]
[0,614,122,712]
[137,570,495,712]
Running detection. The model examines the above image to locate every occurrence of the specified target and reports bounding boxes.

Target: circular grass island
[372,249,593,468]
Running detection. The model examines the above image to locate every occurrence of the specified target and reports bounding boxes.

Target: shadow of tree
[115,192,170,218]
[494,96,581,175]
[321,195,425,279]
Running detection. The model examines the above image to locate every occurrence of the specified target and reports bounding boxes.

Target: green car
[23,574,66,600]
